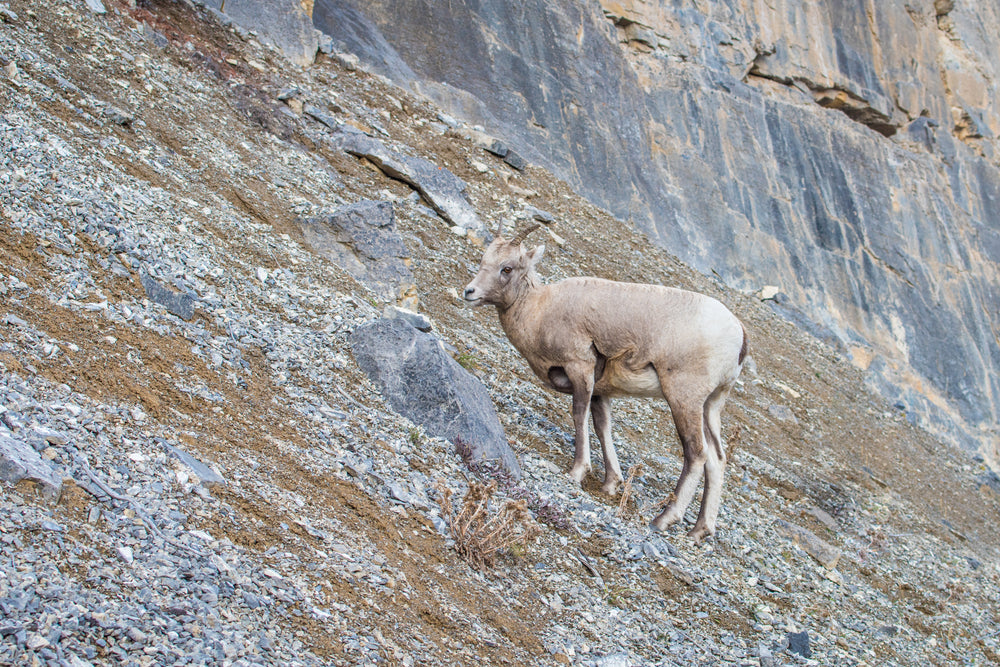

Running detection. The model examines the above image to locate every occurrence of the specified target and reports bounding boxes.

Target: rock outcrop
[0,431,63,503]
[299,200,418,307]
[201,0,318,67]
[350,317,521,480]
[308,0,1000,463]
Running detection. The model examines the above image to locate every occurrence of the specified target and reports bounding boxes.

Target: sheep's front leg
[591,395,622,495]
[567,370,595,485]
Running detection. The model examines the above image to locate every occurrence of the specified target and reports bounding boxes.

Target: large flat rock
[350,317,520,480]
[331,132,484,233]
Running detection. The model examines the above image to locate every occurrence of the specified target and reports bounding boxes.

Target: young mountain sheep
[463,224,748,542]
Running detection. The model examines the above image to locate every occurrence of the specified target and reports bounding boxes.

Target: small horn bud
[511,223,541,246]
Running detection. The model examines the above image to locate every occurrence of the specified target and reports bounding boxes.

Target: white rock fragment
[773,381,802,399]
[117,545,134,564]
[756,285,782,300]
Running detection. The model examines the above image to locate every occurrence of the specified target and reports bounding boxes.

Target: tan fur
[464,234,748,542]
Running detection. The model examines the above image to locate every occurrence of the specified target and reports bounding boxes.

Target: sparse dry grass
[437,479,541,570]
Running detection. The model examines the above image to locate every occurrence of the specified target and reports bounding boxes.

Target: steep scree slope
[1,1,999,665]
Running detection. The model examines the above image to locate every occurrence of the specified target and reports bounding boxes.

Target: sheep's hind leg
[591,395,622,495]
[651,399,707,533]
[689,385,732,542]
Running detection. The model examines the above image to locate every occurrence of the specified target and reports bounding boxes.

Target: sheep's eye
[501,266,513,275]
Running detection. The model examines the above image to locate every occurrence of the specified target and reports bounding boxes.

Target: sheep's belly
[597,364,663,398]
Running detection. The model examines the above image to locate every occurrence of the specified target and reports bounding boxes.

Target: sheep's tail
[738,323,749,366]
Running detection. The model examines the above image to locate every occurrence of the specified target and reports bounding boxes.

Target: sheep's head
[463,223,544,309]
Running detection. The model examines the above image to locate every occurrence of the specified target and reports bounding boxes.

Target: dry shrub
[437,479,541,570]
[616,463,643,518]
[453,436,572,530]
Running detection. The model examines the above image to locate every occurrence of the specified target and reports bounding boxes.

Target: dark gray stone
[503,149,527,170]
[304,104,340,131]
[484,139,509,157]
[141,273,196,321]
[0,432,63,502]
[525,206,554,224]
[787,630,811,658]
[298,200,414,301]
[349,317,520,479]
[331,132,484,232]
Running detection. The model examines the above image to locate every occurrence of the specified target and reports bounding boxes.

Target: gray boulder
[349,317,520,479]
[299,200,417,307]
[0,431,63,503]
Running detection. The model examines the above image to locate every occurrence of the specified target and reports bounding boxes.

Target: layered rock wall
[201,0,318,66]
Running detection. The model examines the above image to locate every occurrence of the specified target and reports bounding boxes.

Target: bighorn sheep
[463,223,748,542]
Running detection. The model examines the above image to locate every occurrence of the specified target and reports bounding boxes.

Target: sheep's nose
[463,286,476,299]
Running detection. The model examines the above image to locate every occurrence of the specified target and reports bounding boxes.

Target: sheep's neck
[496,283,544,354]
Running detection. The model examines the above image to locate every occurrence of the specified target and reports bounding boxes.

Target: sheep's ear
[527,244,545,267]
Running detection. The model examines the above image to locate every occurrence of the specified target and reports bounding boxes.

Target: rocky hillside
[1,1,999,665]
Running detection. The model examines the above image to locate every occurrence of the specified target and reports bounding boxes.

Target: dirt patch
[57,479,94,521]
[652,564,696,598]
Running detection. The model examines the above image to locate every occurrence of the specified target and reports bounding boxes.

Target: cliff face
[311,0,1000,462]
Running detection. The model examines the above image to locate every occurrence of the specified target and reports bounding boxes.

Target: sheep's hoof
[568,465,590,485]
[650,509,681,532]
[600,479,621,496]
[687,524,714,545]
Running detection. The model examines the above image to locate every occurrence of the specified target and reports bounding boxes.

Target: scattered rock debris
[0,1,997,666]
